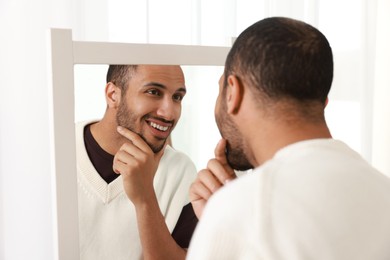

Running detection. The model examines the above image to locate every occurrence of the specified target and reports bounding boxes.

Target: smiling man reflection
[76,65,197,260]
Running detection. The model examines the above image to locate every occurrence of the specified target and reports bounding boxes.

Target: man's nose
[156,98,177,121]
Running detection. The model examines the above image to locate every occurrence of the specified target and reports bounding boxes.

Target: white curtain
[372,0,390,176]
[0,0,389,259]
[0,0,109,259]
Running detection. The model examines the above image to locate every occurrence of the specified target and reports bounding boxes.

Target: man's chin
[226,148,253,171]
[229,161,253,171]
[148,139,167,154]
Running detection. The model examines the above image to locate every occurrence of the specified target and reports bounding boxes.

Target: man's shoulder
[154,146,197,195]
[75,120,99,137]
[75,120,98,130]
[162,145,195,165]
[158,145,197,178]
[209,171,260,208]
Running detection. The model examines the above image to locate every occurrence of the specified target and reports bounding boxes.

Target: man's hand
[113,126,165,206]
[189,139,236,219]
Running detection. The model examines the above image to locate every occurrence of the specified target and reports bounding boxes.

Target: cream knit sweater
[187,139,390,260]
[76,121,197,260]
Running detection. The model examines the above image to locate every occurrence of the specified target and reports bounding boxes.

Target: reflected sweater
[76,121,197,260]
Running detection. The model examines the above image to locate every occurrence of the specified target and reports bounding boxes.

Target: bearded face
[116,97,167,153]
[215,76,253,171]
[114,65,185,154]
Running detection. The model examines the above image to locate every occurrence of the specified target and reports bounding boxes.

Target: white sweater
[76,121,197,260]
[187,139,390,260]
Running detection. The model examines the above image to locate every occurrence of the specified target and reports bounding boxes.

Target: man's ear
[324,97,329,108]
[226,75,243,115]
[105,82,121,108]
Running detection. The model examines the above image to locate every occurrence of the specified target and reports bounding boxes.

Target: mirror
[74,65,224,170]
[48,28,230,260]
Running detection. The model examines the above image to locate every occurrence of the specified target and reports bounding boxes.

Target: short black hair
[224,17,333,104]
[106,65,138,95]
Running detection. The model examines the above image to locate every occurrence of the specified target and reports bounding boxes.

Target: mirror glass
[74,64,225,170]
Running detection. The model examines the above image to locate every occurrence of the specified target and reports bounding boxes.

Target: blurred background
[1,0,389,259]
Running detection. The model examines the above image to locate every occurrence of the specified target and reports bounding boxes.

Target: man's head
[106,65,186,153]
[216,17,334,170]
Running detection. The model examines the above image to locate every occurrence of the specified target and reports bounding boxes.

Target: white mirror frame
[47,28,230,260]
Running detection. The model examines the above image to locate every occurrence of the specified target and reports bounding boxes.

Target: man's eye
[173,94,184,102]
[147,89,160,96]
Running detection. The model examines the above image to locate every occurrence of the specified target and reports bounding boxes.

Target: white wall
[0,1,55,258]
[372,0,390,175]
[0,0,114,257]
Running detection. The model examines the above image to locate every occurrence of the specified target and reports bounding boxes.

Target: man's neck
[90,117,123,156]
[246,120,332,168]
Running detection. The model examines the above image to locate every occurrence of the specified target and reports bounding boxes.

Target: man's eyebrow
[144,82,166,89]
[143,82,186,93]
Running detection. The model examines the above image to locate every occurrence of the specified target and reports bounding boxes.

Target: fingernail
[117,126,122,132]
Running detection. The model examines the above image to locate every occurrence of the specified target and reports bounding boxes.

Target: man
[76,65,197,260]
[187,17,390,259]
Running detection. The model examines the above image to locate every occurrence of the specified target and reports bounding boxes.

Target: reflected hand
[189,139,236,219]
[113,126,165,206]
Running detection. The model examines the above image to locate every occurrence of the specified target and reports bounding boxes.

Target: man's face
[116,65,186,153]
[215,74,253,171]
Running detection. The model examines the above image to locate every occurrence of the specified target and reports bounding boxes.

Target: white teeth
[150,122,169,132]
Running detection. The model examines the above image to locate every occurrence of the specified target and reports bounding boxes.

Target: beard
[116,98,166,153]
[215,102,253,171]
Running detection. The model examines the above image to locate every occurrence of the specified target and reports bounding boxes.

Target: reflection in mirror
[49,29,230,259]
[73,64,224,259]
[74,65,224,170]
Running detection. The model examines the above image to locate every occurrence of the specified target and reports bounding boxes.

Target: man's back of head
[217,17,334,169]
[224,17,333,122]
